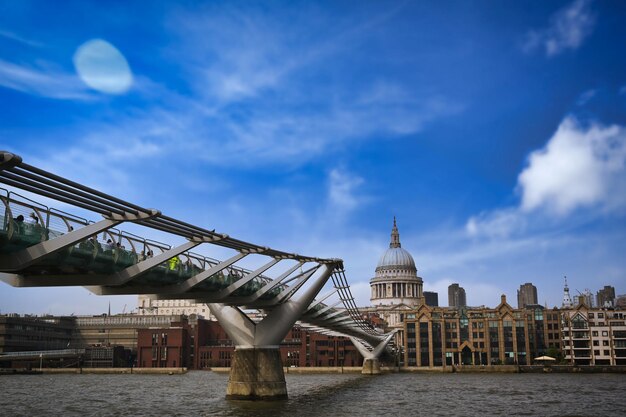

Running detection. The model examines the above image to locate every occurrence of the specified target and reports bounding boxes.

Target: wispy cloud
[328,168,364,213]
[576,88,597,106]
[522,0,596,57]
[0,58,95,100]
[466,208,526,239]
[0,29,43,48]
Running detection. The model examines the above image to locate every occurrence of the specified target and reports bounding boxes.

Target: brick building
[403,295,561,367]
[137,317,363,369]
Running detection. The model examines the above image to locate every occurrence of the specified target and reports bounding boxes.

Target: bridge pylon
[349,331,396,375]
[209,263,337,400]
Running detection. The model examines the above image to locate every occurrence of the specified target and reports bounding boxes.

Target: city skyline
[1,0,625,314]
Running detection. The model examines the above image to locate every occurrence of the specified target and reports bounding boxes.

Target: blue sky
[1,0,625,315]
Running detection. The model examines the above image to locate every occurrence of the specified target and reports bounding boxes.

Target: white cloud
[328,168,364,213]
[522,0,596,57]
[0,58,95,100]
[466,208,526,238]
[518,116,626,215]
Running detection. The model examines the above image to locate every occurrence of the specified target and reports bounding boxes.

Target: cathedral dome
[377,246,416,270]
[375,217,416,272]
[370,217,423,308]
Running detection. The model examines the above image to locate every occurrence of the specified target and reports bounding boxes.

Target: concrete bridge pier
[350,332,396,375]
[226,347,287,400]
[361,358,381,375]
[209,263,336,400]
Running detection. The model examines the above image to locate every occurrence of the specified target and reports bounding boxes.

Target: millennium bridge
[0,151,394,400]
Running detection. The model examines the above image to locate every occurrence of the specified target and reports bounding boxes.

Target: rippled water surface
[1,372,625,416]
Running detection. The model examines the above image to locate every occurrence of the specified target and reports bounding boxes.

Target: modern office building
[403,295,560,367]
[424,291,439,307]
[0,315,75,353]
[448,283,466,308]
[517,283,538,308]
[596,286,616,308]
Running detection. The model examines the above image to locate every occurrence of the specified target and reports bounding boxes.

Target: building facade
[561,301,626,366]
[424,291,439,307]
[448,283,466,308]
[596,286,616,308]
[403,295,561,367]
[137,295,214,319]
[0,315,74,353]
[73,314,190,351]
[517,283,538,309]
[136,318,363,369]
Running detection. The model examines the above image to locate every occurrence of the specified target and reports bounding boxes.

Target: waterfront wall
[211,365,626,374]
[519,365,626,373]
[39,367,187,374]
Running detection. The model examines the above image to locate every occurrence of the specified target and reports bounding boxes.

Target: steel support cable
[331,268,380,336]
[1,151,336,268]
[0,174,112,217]
[0,170,126,217]
[19,162,148,214]
[157,215,224,239]
[142,219,205,240]
[7,167,138,216]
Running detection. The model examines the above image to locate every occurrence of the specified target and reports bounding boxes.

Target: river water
[1,372,624,416]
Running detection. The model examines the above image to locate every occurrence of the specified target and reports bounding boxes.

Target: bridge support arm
[350,331,396,375]
[207,262,338,400]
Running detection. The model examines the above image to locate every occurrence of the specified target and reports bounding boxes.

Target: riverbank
[0,367,187,375]
[210,365,626,374]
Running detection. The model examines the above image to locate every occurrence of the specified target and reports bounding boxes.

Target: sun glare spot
[73,39,133,94]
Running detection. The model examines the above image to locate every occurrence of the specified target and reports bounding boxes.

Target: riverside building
[561,299,626,366]
[402,295,561,367]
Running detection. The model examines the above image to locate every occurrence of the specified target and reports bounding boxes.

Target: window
[602,331,608,337]
[593,340,599,346]
[604,350,610,355]
[592,331,598,337]
[598,313,604,318]
[594,350,600,355]
[603,341,609,346]
[589,313,594,318]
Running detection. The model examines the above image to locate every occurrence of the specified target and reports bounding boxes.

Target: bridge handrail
[0,192,278,288]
